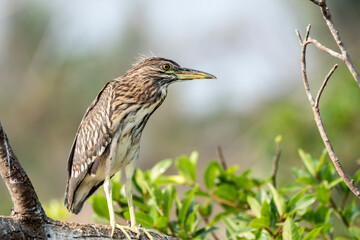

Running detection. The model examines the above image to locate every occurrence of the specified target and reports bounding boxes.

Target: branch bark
[295,0,360,199]
[0,122,178,240]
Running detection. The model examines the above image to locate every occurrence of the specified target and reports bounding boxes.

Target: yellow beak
[174,68,216,80]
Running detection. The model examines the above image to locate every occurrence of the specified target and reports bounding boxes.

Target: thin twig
[216,146,227,170]
[271,139,282,188]
[310,0,324,6]
[315,64,338,108]
[308,38,344,60]
[314,0,360,86]
[296,24,360,199]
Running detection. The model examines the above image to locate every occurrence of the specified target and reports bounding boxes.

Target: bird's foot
[115,223,154,240]
[114,224,133,240]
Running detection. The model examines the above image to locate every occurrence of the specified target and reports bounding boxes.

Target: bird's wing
[65,81,115,208]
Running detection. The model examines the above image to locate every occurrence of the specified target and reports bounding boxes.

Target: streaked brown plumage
[64,57,216,235]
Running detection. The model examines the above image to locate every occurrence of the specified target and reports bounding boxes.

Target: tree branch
[0,122,178,239]
[315,64,338,108]
[296,5,360,199]
[216,146,227,170]
[271,137,282,188]
[0,122,45,219]
[315,0,360,86]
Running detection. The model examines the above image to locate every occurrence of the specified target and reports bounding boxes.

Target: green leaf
[316,148,327,173]
[249,217,270,229]
[163,185,176,218]
[135,211,154,227]
[156,175,186,185]
[43,199,70,221]
[267,183,286,216]
[327,178,343,189]
[260,200,270,218]
[283,218,300,240]
[213,184,238,202]
[280,184,303,193]
[133,168,148,195]
[316,184,330,204]
[247,196,261,218]
[209,211,232,226]
[287,188,307,212]
[222,216,240,235]
[303,226,323,240]
[175,156,196,183]
[156,216,168,232]
[353,169,360,185]
[189,151,198,166]
[293,195,316,213]
[204,161,221,190]
[111,181,121,202]
[298,149,316,176]
[91,195,109,219]
[297,177,316,185]
[185,210,196,233]
[193,226,218,238]
[178,186,197,227]
[149,158,172,182]
[199,199,212,218]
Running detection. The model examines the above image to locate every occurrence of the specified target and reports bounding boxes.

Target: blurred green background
[0,0,360,222]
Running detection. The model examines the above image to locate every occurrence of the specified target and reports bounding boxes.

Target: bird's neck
[115,78,168,105]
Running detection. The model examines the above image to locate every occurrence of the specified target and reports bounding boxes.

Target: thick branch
[0,122,45,219]
[0,217,174,240]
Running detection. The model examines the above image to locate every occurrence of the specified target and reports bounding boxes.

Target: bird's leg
[121,161,154,240]
[103,174,118,237]
[125,173,136,228]
[104,155,131,240]
[104,177,132,240]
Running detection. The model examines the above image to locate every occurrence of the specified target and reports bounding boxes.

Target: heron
[64,57,216,238]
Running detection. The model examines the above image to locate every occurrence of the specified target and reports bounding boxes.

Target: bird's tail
[64,179,104,214]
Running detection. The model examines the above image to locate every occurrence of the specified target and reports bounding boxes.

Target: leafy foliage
[90,148,360,239]
[43,199,70,221]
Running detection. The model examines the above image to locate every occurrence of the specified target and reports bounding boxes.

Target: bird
[64,57,216,237]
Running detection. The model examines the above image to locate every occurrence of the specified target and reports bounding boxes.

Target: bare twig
[307,38,344,60]
[315,0,360,86]
[310,0,324,6]
[295,1,360,199]
[216,146,227,170]
[271,138,282,188]
[315,64,338,108]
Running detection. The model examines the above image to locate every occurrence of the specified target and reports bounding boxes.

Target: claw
[114,224,154,240]
[115,224,133,240]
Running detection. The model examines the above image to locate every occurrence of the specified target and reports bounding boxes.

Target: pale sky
[1,0,304,115]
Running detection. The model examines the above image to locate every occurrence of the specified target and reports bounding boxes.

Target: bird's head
[124,57,216,87]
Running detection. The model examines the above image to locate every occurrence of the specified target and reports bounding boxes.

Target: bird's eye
[162,64,171,71]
